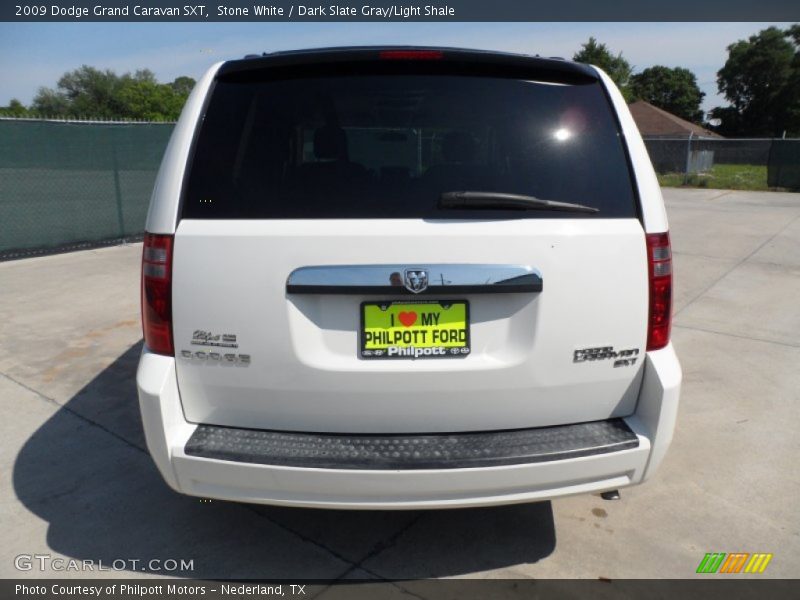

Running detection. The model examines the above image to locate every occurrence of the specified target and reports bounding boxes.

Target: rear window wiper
[439,191,599,214]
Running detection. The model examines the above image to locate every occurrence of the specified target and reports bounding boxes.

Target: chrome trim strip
[286,264,542,295]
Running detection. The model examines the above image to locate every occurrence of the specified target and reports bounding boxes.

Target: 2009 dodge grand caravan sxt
[137,47,681,509]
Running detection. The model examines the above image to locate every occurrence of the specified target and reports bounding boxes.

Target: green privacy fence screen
[0,119,174,259]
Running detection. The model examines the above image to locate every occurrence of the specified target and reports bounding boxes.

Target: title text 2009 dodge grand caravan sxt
[136,47,681,509]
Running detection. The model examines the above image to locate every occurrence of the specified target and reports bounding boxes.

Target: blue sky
[0,22,793,113]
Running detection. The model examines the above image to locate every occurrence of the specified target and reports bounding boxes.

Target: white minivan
[137,47,681,509]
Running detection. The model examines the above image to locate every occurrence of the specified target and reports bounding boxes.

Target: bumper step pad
[185,418,639,470]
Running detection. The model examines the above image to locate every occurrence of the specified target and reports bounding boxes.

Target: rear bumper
[136,344,681,509]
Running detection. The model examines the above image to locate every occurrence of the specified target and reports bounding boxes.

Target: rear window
[182,71,637,219]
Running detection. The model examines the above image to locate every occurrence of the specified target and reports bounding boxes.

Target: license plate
[360,300,470,360]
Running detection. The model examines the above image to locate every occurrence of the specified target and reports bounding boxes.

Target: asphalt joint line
[314,512,428,594]
[673,324,800,349]
[238,503,377,580]
[0,370,148,455]
[349,511,425,573]
[674,210,800,319]
[705,190,733,202]
[220,486,425,587]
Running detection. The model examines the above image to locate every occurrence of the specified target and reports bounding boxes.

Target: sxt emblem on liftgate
[404,269,428,294]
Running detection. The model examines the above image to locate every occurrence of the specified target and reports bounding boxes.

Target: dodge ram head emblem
[404,269,428,294]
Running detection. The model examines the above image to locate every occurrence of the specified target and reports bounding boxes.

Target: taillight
[141,233,174,356]
[379,50,444,61]
[646,232,673,351]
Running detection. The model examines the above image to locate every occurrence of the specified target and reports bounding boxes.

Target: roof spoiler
[219,46,599,84]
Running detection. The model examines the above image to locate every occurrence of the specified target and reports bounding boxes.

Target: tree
[169,76,196,96]
[47,65,127,118]
[710,26,800,137]
[629,66,705,123]
[30,65,194,120]
[573,37,633,97]
[30,88,70,117]
[782,24,800,135]
[117,79,186,121]
[0,98,29,117]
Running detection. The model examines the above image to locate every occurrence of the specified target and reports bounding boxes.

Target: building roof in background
[629,100,723,139]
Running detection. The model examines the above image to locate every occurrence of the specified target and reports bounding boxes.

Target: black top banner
[3,0,800,22]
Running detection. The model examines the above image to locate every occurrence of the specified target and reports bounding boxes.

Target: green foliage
[711,26,800,137]
[573,37,633,99]
[0,98,29,117]
[657,164,771,191]
[28,65,195,120]
[169,76,196,96]
[117,78,186,121]
[629,66,706,123]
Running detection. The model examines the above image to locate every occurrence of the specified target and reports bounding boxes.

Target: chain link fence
[643,136,800,190]
[0,118,174,260]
